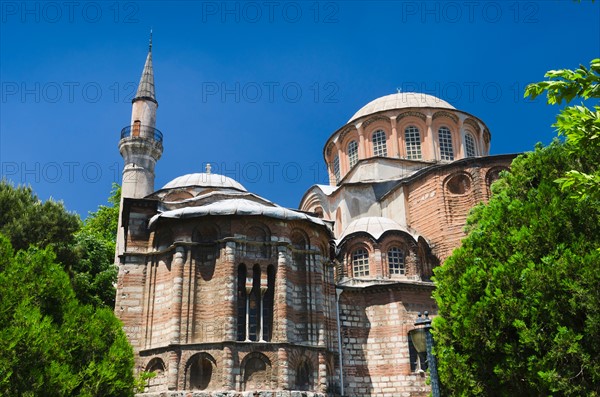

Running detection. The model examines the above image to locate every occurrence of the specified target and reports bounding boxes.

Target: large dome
[162,173,246,191]
[348,92,455,123]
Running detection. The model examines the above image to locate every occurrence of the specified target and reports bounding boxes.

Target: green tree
[0,234,135,396]
[433,60,600,395]
[0,180,121,307]
[525,58,600,201]
[73,184,121,307]
[0,180,80,269]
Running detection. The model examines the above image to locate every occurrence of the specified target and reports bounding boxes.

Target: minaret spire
[133,30,156,104]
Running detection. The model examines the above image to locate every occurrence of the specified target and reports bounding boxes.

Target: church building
[115,42,514,397]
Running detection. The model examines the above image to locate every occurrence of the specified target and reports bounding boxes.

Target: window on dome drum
[333,155,340,183]
[388,247,406,276]
[465,133,477,157]
[405,126,422,160]
[438,127,454,161]
[348,140,359,168]
[372,130,387,157]
[352,249,369,277]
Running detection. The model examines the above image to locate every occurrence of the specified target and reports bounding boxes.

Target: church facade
[115,44,514,397]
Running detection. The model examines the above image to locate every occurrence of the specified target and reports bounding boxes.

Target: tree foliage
[0,180,80,269]
[0,234,135,397]
[525,58,600,201]
[434,60,600,396]
[73,184,121,307]
[0,180,120,308]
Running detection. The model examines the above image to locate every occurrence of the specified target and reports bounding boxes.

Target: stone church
[115,42,514,396]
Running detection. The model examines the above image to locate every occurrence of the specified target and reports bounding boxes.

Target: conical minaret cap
[133,40,156,104]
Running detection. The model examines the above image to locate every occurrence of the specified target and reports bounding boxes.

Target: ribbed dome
[162,173,246,191]
[349,92,455,123]
[338,216,418,242]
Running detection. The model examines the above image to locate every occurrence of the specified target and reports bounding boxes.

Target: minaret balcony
[120,124,163,143]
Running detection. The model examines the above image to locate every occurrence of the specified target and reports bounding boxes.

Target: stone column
[223,242,237,341]
[318,351,328,393]
[457,117,465,158]
[278,347,290,390]
[170,246,186,345]
[276,246,289,342]
[426,114,436,160]
[357,123,366,159]
[167,350,181,390]
[222,345,235,390]
[179,248,192,344]
[390,117,399,157]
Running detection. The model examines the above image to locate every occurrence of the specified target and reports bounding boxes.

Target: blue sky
[1,1,599,217]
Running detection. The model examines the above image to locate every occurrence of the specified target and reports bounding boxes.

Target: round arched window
[438,127,454,161]
[372,130,387,157]
[348,141,359,168]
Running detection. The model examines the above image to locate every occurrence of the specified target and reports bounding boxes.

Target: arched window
[237,264,275,342]
[438,126,454,161]
[372,130,387,157]
[405,126,422,160]
[465,133,476,157]
[248,265,261,341]
[237,264,247,341]
[388,247,406,276]
[262,265,275,342]
[333,155,340,183]
[352,249,369,277]
[347,140,358,168]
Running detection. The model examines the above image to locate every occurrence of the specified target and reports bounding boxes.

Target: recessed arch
[445,172,473,195]
[241,352,272,391]
[185,353,217,391]
[294,357,313,391]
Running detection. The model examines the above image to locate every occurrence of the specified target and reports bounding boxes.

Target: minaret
[119,31,163,199]
[116,33,163,261]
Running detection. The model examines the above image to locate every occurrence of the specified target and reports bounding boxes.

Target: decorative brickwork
[117,53,515,397]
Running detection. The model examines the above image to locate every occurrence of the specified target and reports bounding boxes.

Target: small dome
[338,216,418,242]
[349,92,455,123]
[162,173,246,191]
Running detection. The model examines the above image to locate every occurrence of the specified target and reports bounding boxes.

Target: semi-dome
[337,216,419,243]
[348,92,455,123]
[162,172,246,191]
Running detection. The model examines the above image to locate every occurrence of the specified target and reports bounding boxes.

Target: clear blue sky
[1,1,599,217]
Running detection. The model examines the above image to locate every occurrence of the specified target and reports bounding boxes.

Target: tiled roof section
[149,197,326,227]
[348,92,454,123]
[134,51,156,102]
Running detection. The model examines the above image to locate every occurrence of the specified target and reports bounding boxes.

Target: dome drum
[323,93,490,185]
